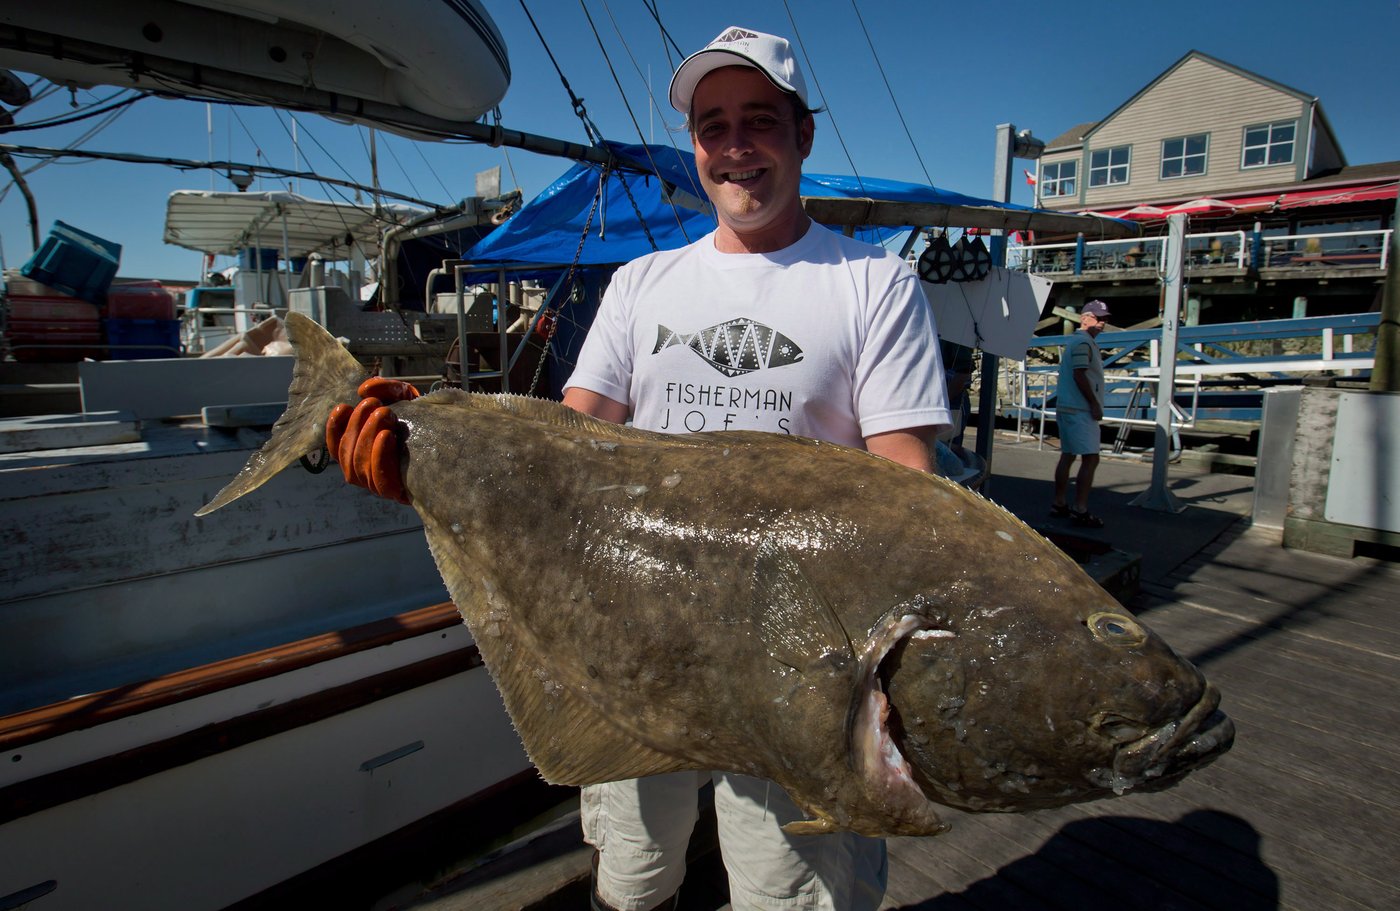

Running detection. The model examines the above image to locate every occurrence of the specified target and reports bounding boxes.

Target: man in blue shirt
[1051,299,1109,527]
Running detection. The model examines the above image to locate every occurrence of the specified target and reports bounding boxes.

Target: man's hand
[325,377,419,504]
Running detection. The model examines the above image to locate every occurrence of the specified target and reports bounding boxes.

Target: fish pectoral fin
[516,672,695,785]
[782,817,839,836]
[750,538,853,671]
[421,521,693,787]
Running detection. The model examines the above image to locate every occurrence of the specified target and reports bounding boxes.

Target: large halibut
[198,313,1233,837]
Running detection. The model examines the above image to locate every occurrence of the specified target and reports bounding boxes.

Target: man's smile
[721,168,765,183]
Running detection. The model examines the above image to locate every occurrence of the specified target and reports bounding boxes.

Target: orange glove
[325,377,420,504]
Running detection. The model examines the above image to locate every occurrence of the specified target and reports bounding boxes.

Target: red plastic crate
[106,281,176,321]
[5,295,102,361]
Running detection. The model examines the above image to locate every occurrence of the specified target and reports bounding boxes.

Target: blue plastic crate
[104,318,182,360]
[21,221,122,305]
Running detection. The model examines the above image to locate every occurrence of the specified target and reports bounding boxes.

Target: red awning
[1210,193,1280,213]
[1166,198,1237,218]
[1277,182,1399,209]
[1079,182,1395,220]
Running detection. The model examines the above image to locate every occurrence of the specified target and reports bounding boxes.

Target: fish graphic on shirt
[653,319,804,378]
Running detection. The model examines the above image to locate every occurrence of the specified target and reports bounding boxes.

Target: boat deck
[372,436,1399,911]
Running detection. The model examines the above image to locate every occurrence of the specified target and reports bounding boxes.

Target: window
[1242,120,1295,168]
[1161,134,1208,179]
[1041,160,1076,198]
[1089,146,1131,187]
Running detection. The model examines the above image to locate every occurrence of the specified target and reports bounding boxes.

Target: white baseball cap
[668,26,810,115]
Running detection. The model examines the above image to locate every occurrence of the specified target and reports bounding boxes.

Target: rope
[780,0,863,192]
[847,2,933,187]
[586,0,693,245]
[517,0,603,144]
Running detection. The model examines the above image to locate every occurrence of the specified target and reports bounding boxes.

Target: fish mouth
[1102,683,1235,794]
[849,613,952,834]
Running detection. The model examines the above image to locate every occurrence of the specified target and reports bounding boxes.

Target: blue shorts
[1058,410,1102,455]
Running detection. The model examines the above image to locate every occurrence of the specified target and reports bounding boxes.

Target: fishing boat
[0,190,542,911]
[0,0,510,138]
[0,3,547,908]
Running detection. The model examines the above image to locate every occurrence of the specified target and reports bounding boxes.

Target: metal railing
[1255,228,1391,270]
[1012,227,1391,275]
[1004,362,1202,453]
[998,312,1381,446]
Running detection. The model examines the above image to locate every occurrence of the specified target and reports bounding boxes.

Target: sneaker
[1070,509,1104,528]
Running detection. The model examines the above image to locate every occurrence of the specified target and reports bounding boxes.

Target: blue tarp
[461,141,1042,271]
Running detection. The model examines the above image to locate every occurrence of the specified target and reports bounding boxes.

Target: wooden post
[1371,208,1400,392]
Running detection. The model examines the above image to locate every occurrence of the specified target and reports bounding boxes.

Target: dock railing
[1005,361,1201,454]
[998,312,1381,449]
[1012,227,1391,276]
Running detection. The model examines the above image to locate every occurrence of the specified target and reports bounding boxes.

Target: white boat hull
[0,368,533,909]
[0,0,510,130]
[1,636,530,910]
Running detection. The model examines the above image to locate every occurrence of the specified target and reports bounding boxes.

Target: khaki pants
[582,772,887,911]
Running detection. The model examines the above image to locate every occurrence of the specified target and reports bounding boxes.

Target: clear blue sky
[2,0,1397,280]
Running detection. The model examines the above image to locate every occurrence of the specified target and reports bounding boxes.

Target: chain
[615,170,661,253]
[527,167,607,396]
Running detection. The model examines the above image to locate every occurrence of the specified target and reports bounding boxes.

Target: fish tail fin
[652,325,681,355]
[195,312,368,516]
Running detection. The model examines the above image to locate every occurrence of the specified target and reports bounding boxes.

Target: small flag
[1024,169,1037,186]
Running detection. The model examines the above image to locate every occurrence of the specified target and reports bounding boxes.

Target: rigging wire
[500,144,521,192]
[0,144,440,209]
[598,0,703,206]
[636,0,684,68]
[846,1,933,187]
[779,0,864,192]
[582,0,686,246]
[410,139,455,201]
[0,89,141,201]
[0,92,148,132]
[377,131,427,203]
[273,109,359,190]
[517,0,604,145]
[598,0,670,145]
[224,104,268,185]
[263,110,436,246]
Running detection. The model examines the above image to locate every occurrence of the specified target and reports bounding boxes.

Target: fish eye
[1085,612,1148,647]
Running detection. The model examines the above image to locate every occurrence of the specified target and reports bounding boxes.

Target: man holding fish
[559,26,951,911]
[214,30,1234,892]
[328,23,951,911]
[209,25,1232,906]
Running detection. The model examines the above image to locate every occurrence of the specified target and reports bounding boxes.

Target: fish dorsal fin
[750,538,853,670]
[420,515,692,786]
[452,392,650,443]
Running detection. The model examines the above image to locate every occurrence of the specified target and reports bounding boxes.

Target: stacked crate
[104,282,179,358]
[4,221,181,360]
[2,272,103,362]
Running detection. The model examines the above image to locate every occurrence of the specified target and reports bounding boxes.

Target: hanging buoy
[918,235,957,284]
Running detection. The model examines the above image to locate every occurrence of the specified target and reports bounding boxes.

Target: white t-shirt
[564,221,951,448]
